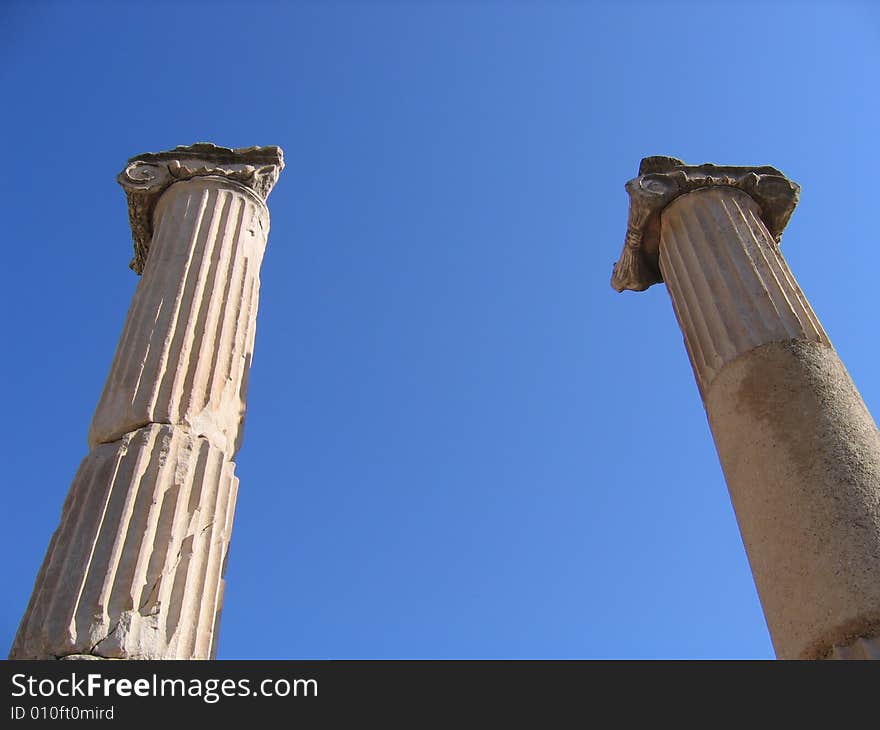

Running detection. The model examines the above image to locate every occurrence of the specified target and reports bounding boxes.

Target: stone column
[10,143,284,659]
[611,156,880,660]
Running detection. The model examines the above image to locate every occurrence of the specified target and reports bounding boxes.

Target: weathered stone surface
[828,635,880,659]
[11,143,282,660]
[614,156,880,659]
[10,424,238,660]
[89,176,269,454]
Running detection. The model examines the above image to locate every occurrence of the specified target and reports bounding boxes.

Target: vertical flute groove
[661,213,722,380]
[709,196,778,343]
[165,187,221,424]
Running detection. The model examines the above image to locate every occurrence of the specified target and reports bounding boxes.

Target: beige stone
[612,156,880,659]
[89,175,269,455]
[11,425,237,659]
[706,341,880,658]
[10,144,283,660]
[659,187,828,397]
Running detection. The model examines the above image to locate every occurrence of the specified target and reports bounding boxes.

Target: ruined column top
[118,142,285,274]
[611,156,800,293]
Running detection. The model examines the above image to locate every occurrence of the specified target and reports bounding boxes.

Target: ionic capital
[117,142,285,274]
[610,156,800,292]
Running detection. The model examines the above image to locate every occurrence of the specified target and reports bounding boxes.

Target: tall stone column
[611,156,880,659]
[10,143,284,659]
[611,157,880,659]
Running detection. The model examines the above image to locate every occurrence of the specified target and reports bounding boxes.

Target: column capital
[118,142,285,274]
[610,156,800,293]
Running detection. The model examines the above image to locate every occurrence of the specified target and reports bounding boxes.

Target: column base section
[9,423,238,660]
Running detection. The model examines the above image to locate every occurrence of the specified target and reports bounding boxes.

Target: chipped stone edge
[826,633,880,660]
[610,155,800,293]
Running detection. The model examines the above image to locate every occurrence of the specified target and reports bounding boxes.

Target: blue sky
[2,1,878,659]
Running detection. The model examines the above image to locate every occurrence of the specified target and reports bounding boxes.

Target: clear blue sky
[2,1,878,660]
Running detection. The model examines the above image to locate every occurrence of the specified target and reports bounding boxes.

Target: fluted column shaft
[659,187,830,395]
[90,177,268,454]
[660,187,880,659]
[11,425,238,659]
[11,144,283,659]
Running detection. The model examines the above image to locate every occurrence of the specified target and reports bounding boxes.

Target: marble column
[10,143,284,659]
[612,156,880,660]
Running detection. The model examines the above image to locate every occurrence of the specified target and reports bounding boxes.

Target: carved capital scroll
[610,156,800,292]
[118,143,285,274]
